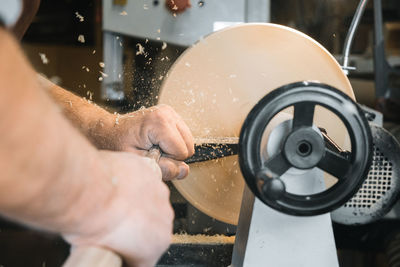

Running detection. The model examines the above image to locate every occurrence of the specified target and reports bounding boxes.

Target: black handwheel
[239,82,372,216]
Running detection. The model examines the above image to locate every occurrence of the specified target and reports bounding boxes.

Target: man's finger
[176,121,195,156]
[150,125,189,160]
[158,157,189,181]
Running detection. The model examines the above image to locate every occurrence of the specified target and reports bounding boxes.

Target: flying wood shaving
[75,12,84,22]
[136,43,145,55]
[99,71,108,77]
[194,137,239,144]
[77,34,85,43]
[119,10,128,16]
[99,62,105,68]
[86,91,93,101]
[39,53,49,64]
[162,42,167,50]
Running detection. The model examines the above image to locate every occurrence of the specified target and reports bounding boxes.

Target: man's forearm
[38,76,117,150]
[0,29,112,234]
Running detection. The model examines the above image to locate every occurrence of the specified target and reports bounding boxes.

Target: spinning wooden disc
[159,23,354,225]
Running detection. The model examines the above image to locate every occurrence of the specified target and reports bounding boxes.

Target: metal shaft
[342,0,369,74]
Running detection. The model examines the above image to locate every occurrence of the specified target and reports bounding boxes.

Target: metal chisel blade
[185,137,239,164]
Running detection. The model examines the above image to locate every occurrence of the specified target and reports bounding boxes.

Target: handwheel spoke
[293,102,315,129]
[317,148,351,179]
[261,152,291,178]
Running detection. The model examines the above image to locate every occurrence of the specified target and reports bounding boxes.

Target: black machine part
[332,125,400,225]
[239,82,373,216]
[185,143,238,164]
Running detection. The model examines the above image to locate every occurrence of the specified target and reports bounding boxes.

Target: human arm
[0,28,173,267]
[38,76,195,181]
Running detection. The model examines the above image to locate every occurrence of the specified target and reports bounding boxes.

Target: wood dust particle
[99,62,105,68]
[38,53,49,64]
[162,42,167,50]
[99,71,108,77]
[98,77,103,81]
[143,4,149,9]
[136,43,145,55]
[157,29,161,33]
[75,12,84,22]
[92,50,96,54]
[77,34,85,43]
[119,10,128,16]
[86,91,93,101]
[173,13,177,17]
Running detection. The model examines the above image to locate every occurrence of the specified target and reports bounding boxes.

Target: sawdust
[172,234,235,244]
[99,71,108,77]
[39,53,49,64]
[75,12,84,22]
[194,137,239,144]
[77,34,85,43]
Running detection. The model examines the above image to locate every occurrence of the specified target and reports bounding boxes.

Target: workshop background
[1,0,400,266]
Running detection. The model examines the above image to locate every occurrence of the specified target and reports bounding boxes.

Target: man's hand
[0,29,173,266]
[108,105,194,181]
[41,80,195,181]
[63,151,174,267]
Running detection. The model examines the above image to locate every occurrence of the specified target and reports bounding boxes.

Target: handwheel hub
[283,127,325,169]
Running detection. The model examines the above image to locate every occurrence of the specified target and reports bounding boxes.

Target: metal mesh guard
[332,125,400,225]
[344,145,392,209]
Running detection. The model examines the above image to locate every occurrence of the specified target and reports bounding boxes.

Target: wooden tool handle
[62,246,122,267]
[63,146,163,267]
